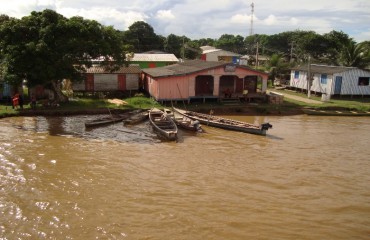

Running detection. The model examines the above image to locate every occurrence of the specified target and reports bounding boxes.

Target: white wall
[290,69,370,96]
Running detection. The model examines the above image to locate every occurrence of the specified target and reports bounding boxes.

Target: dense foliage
[0,10,125,101]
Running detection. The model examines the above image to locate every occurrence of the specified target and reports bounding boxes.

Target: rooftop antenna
[249,2,254,36]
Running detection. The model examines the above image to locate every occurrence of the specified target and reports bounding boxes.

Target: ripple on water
[1,115,370,239]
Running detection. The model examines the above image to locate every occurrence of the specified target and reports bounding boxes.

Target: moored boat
[85,110,139,128]
[85,114,128,128]
[148,108,178,141]
[172,108,203,132]
[303,108,370,116]
[123,109,149,125]
[172,107,272,136]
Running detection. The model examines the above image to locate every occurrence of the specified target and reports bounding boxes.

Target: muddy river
[1,114,369,239]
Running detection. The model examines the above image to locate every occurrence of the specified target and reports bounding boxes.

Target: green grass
[1,92,370,118]
[0,104,18,116]
[270,88,370,112]
[124,96,161,109]
[0,95,163,118]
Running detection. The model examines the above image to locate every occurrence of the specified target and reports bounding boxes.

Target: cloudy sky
[0,0,369,42]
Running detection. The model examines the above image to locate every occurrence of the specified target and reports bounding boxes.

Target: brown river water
[1,114,370,239]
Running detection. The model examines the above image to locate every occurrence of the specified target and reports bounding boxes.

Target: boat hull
[172,107,271,136]
[149,108,178,141]
[303,108,370,116]
[123,110,149,125]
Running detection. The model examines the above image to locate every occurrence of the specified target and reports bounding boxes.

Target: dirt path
[269,91,323,104]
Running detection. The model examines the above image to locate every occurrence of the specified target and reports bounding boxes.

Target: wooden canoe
[149,108,178,141]
[123,110,149,125]
[303,108,370,116]
[85,110,138,128]
[172,108,203,132]
[85,115,127,128]
[172,107,272,136]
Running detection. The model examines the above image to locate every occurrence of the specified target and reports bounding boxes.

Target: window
[358,77,369,86]
[294,71,299,79]
[321,74,327,84]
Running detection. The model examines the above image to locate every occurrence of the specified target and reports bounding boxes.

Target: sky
[0,0,369,42]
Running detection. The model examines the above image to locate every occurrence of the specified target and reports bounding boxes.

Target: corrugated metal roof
[202,49,222,54]
[85,65,141,74]
[130,53,179,62]
[200,45,216,52]
[142,60,225,77]
[143,59,268,78]
[202,49,241,56]
[293,64,356,74]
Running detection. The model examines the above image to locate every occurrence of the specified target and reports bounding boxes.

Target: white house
[201,48,241,64]
[290,64,370,97]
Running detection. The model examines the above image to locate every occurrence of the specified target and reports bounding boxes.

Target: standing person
[12,93,19,109]
[30,94,37,110]
[19,94,24,109]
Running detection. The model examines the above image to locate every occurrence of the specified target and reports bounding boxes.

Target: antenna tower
[249,2,254,36]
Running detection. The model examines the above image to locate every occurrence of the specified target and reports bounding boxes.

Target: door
[334,76,342,95]
[118,74,126,91]
[244,76,258,93]
[195,75,214,96]
[85,74,94,91]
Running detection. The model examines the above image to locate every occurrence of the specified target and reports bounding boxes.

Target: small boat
[149,108,178,141]
[172,108,203,132]
[172,107,272,136]
[85,110,138,128]
[123,109,149,125]
[303,108,370,116]
[85,115,127,128]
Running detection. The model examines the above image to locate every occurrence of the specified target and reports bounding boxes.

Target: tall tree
[196,38,216,47]
[215,34,245,53]
[0,9,125,102]
[183,40,201,59]
[123,21,163,52]
[244,34,269,55]
[340,41,370,68]
[164,34,184,58]
[267,54,290,85]
[323,30,353,65]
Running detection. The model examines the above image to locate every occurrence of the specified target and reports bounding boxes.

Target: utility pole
[307,55,311,98]
[255,41,259,68]
[182,37,185,60]
[290,41,294,62]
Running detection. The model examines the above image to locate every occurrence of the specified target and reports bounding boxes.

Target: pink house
[142,60,269,103]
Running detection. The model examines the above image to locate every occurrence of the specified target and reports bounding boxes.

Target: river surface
[1,114,370,239]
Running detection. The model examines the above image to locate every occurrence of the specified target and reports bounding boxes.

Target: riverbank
[1,93,370,118]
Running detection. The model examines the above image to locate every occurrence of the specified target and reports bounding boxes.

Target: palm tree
[267,54,290,86]
[340,41,370,69]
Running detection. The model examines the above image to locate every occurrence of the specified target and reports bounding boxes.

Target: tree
[267,54,290,85]
[196,38,216,47]
[123,21,163,52]
[322,30,352,65]
[164,34,184,58]
[183,40,202,59]
[215,34,245,53]
[340,41,370,68]
[244,34,269,56]
[0,9,125,102]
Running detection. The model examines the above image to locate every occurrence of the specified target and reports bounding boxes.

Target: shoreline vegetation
[1,89,370,119]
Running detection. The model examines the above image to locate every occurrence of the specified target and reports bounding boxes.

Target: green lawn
[271,88,370,112]
[0,95,162,118]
